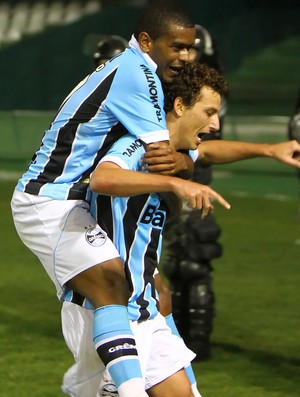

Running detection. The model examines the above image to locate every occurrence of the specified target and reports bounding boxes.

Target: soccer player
[62,61,228,397]
[11,2,228,396]
[61,62,300,397]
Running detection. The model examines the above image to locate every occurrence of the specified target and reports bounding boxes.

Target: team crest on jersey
[85,227,107,247]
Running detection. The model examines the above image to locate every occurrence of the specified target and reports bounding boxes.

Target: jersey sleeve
[98,135,145,171]
[105,50,169,144]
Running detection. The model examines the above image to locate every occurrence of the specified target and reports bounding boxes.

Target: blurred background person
[288,88,300,149]
[93,34,128,67]
[163,24,228,361]
[287,87,300,244]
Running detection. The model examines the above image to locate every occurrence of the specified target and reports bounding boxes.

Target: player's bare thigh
[147,368,194,397]
[66,258,130,307]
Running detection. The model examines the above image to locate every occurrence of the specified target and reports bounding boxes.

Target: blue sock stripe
[185,364,197,385]
[108,357,143,388]
[93,305,133,343]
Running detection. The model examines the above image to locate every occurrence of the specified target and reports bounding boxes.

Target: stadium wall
[0,1,299,111]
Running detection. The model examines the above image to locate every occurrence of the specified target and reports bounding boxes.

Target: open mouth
[168,66,183,75]
[198,132,206,140]
[196,133,203,146]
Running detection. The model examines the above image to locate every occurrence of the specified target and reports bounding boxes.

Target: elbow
[89,173,110,194]
[89,175,100,193]
[89,176,98,193]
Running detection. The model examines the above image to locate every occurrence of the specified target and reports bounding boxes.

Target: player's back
[15,48,167,200]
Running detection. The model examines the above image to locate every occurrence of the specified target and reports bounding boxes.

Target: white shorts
[11,190,120,299]
[61,302,196,396]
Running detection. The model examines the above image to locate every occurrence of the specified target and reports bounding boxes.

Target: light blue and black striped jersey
[15,44,169,200]
[61,134,199,320]
[93,135,168,321]
[64,134,168,321]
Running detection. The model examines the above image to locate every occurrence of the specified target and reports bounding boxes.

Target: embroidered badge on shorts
[85,227,107,247]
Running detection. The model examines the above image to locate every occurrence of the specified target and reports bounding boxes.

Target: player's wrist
[264,143,277,158]
[175,152,194,179]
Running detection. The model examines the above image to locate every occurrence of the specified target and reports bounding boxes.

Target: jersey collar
[128,35,158,73]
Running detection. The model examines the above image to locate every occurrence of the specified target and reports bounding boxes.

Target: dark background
[0,0,299,114]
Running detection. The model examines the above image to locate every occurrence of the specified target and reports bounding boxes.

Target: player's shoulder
[111,134,144,155]
[105,134,145,169]
[115,48,161,89]
[112,133,143,148]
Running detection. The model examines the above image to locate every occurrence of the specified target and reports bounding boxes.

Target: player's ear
[173,97,185,116]
[138,32,152,53]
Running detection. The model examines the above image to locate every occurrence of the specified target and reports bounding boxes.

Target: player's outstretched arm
[198,139,300,168]
[90,162,230,218]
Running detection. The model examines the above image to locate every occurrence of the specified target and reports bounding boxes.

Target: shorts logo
[85,227,106,247]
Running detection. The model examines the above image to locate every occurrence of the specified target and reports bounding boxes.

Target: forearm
[90,166,177,197]
[198,140,273,164]
[90,162,231,214]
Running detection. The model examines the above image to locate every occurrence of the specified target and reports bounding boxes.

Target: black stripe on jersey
[25,70,119,195]
[123,195,166,320]
[136,198,168,320]
[137,199,169,320]
[70,291,85,306]
[96,195,114,241]
[67,180,89,200]
[136,226,160,321]
[75,121,128,191]
[66,122,127,199]
[96,337,138,366]
[122,195,150,294]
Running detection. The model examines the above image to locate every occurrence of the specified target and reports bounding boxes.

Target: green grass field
[1,176,299,396]
[1,112,300,396]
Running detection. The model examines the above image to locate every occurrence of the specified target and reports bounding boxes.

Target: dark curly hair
[163,62,228,113]
[134,0,194,40]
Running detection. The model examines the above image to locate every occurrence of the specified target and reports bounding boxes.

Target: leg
[165,313,202,397]
[11,195,146,397]
[66,261,147,397]
[147,369,194,397]
[66,257,129,307]
[61,302,103,397]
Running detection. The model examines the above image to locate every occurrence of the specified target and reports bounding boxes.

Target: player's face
[146,24,196,83]
[177,86,221,150]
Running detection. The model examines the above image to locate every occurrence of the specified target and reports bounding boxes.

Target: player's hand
[271,140,300,167]
[159,192,183,221]
[170,178,231,219]
[142,142,193,176]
